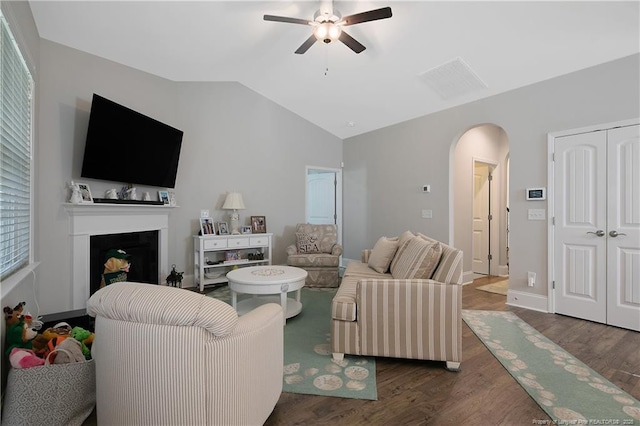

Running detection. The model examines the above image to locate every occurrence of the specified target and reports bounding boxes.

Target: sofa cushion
[296,232,321,253]
[367,237,399,273]
[332,262,390,322]
[390,236,443,279]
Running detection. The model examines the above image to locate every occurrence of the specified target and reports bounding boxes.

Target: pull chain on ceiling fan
[264,1,392,54]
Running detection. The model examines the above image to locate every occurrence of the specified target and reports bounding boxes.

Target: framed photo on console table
[251,216,266,233]
[241,226,252,234]
[200,218,215,235]
[217,221,229,235]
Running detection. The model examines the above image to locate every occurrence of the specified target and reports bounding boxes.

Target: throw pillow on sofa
[390,236,443,279]
[368,237,399,273]
[296,232,321,253]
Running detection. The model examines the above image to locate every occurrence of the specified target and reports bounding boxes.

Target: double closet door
[553,124,639,331]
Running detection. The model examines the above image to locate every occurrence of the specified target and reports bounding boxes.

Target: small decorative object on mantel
[105,188,118,199]
[166,264,183,288]
[158,190,169,204]
[68,181,82,204]
[77,182,93,203]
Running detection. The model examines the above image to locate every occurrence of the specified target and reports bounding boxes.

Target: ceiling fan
[264,1,392,54]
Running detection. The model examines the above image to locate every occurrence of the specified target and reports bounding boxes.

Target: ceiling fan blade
[264,15,312,25]
[295,35,317,54]
[339,31,365,54]
[339,7,392,26]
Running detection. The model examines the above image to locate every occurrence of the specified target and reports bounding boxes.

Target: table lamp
[222,192,246,235]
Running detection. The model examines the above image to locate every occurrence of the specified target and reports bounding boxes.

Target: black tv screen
[81,94,183,188]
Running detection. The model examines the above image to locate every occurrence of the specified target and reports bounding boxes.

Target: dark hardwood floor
[264,276,640,426]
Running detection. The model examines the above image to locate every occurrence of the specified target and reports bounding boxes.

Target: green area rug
[207,286,377,400]
[463,310,640,423]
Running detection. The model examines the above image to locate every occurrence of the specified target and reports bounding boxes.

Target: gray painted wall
[3,25,341,318]
[343,53,640,298]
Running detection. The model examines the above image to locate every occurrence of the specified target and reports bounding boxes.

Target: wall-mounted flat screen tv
[81,94,184,188]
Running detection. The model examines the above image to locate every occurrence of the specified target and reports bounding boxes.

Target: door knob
[587,230,605,237]
[609,230,627,238]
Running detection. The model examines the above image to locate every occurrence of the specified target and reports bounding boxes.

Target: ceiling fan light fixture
[314,22,341,43]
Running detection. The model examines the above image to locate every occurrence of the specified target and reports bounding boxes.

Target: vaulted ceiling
[28,1,640,139]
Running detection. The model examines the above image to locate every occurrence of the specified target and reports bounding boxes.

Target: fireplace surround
[65,203,173,310]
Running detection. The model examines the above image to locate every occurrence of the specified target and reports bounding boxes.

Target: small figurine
[68,181,82,204]
[166,264,183,288]
[105,188,118,199]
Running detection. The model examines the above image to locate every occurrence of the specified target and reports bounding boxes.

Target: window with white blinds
[1,14,33,280]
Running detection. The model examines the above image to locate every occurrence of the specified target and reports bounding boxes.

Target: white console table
[193,233,272,292]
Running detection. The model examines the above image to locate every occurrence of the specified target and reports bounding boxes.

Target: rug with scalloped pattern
[207,286,377,400]
[463,310,640,423]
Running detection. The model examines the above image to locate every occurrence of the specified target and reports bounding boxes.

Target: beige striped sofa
[331,231,464,371]
[87,282,283,426]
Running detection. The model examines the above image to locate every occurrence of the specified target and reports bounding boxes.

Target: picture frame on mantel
[251,216,266,234]
[77,183,93,203]
[158,190,170,205]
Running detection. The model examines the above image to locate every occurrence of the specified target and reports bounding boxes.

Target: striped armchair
[87,282,283,425]
[330,233,464,371]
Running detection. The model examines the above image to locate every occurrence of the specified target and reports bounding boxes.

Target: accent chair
[87,282,283,425]
[286,223,343,287]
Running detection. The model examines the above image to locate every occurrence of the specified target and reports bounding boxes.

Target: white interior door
[473,163,490,274]
[306,170,336,224]
[606,125,640,331]
[554,131,608,323]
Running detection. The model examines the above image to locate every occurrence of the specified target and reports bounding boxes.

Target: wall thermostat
[526,188,546,200]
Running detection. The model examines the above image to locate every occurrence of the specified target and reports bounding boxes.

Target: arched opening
[450,124,510,284]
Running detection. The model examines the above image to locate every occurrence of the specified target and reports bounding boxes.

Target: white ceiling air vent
[419,57,488,100]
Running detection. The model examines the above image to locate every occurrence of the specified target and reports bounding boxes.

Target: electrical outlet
[200,209,210,218]
[422,184,431,193]
[528,271,536,287]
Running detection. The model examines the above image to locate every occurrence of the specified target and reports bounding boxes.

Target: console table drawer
[228,237,250,248]
[204,239,227,250]
[250,236,269,246]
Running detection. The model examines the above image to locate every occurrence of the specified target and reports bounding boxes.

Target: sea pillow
[368,237,399,274]
[390,236,443,280]
[296,232,321,253]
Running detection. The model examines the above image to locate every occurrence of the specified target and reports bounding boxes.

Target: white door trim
[547,117,640,314]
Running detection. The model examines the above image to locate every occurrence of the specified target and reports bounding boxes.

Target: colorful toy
[100,249,131,288]
[71,326,94,359]
[9,348,45,369]
[3,302,26,327]
[32,322,72,356]
[5,312,38,357]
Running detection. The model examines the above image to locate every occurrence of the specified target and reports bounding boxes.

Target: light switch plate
[528,209,545,220]
[421,209,433,219]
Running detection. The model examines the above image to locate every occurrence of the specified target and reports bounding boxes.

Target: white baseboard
[498,265,509,276]
[506,289,549,313]
[462,271,475,285]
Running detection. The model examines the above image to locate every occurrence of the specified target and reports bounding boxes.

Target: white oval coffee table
[226,265,307,325]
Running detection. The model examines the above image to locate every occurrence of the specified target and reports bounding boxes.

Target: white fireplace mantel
[64,203,175,309]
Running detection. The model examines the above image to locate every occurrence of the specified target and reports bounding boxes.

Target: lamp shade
[222,192,245,210]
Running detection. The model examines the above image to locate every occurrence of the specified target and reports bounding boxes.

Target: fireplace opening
[89,230,159,296]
